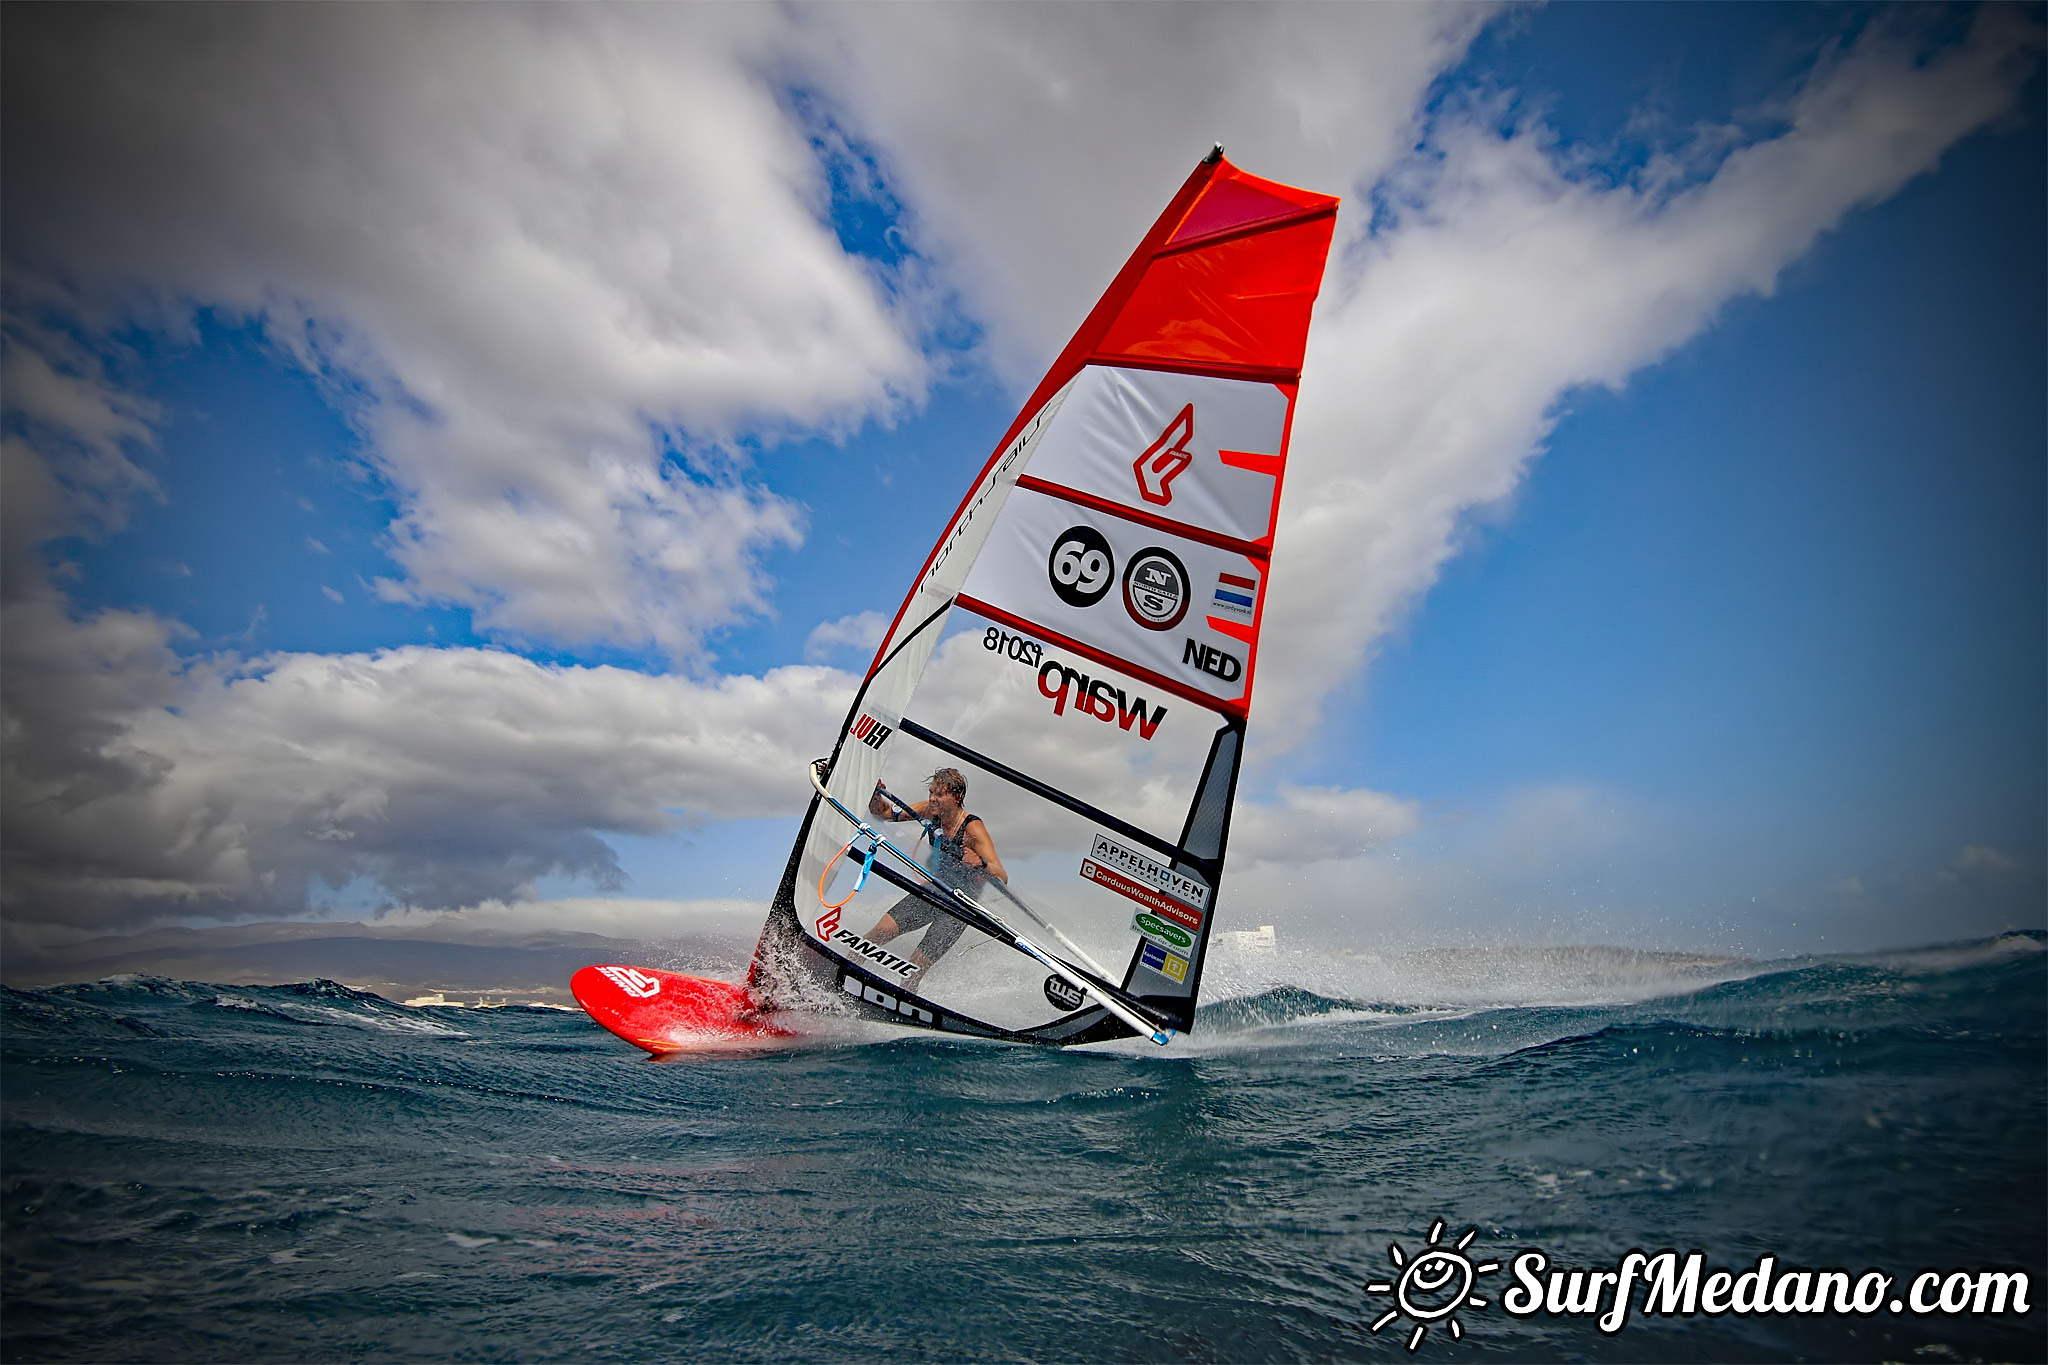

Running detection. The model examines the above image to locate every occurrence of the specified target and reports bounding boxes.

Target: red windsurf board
[571,964,792,1053]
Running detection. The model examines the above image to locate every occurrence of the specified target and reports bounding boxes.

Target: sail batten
[1156,202,1339,259]
[1012,475,1273,560]
[952,592,1243,719]
[1087,356,1307,386]
[750,152,1338,1045]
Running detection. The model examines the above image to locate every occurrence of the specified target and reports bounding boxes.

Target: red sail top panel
[1164,163,1337,248]
[865,153,1336,684]
[1092,215,1339,374]
[1010,155,1337,437]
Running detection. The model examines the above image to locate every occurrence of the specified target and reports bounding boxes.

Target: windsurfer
[864,767,1007,987]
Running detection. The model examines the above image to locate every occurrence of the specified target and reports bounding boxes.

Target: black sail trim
[870,597,955,681]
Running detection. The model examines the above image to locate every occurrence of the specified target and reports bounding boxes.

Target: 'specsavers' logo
[1133,403,1195,505]
[1366,1219,1500,1351]
[1132,912,1193,949]
[596,966,662,999]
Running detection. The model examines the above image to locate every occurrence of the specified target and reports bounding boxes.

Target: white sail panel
[1018,365,1293,547]
[954,484,1265,714]
[794,385,1075,953]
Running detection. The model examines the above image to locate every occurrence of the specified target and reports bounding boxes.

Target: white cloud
[1219,781,1645,949]
[803,609,889,663]
[0,312,849,934]
[1951,844,2018,875]
[1255,7,2042,751]
[800,3,1497,379]
[1230,784,1422,867]
[378,896,764,943]
[1,612,856,930]
[0,321,162,587]
[5,5,922,660]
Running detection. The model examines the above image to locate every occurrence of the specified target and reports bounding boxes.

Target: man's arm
[869,785,930,822]
[964,821,1007,884]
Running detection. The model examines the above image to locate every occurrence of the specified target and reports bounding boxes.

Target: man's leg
[904,914,968,989]
[866,893,925,945]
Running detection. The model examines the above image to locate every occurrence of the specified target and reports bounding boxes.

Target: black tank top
[929,814,987,892]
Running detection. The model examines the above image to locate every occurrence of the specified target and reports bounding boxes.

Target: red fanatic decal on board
[596,965,663,998]
[1133,403,1195,506]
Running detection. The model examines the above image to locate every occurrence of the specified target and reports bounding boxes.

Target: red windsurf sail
[751,150,1339,1046]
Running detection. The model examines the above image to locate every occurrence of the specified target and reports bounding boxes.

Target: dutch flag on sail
[1211,572,1258,621]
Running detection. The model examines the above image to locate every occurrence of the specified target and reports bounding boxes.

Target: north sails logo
[1133,403,1195,505]
[924,412,1043,585]
[596,966,661,999]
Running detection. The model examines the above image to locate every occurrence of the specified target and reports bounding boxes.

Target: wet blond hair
[927,767,967,800]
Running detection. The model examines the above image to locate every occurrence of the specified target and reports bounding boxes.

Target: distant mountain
[2,920,756,1004]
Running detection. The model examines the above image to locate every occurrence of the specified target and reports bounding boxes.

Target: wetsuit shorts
[886,893,968,962]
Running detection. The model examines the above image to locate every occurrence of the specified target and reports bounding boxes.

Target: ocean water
[3,934,2042,1363]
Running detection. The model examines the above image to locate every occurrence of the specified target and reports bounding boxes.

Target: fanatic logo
[1132,403,1195,505]
[596,966,661,999]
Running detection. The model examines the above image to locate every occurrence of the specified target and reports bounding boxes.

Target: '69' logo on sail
[1048,526,1116,608]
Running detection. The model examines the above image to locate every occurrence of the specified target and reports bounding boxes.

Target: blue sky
[4,4,2040,957]
[1354,99,2045,945]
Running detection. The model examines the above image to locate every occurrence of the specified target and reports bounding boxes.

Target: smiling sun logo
[1365,1219,1500,1351]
